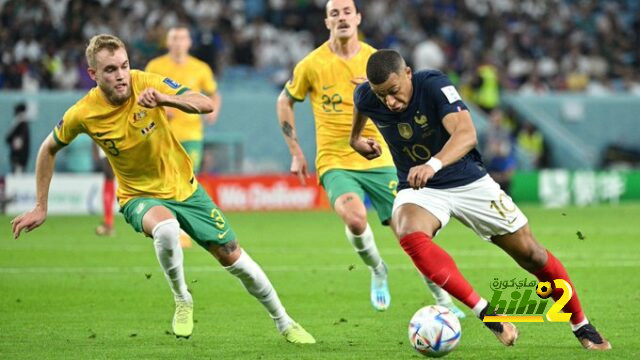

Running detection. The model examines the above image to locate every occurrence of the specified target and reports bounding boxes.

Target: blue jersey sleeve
[426,74,468,121]
[353,82,370,111]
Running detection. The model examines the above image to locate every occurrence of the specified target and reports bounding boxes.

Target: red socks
[400,232,481,309]
[533,250,586,325]
[103,179,115,227]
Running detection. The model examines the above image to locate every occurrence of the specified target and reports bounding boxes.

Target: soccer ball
[536,281,553,299]
[408,305,461,358]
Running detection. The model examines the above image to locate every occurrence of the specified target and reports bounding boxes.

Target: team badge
[133,110,147,123]
[397,123,413,139]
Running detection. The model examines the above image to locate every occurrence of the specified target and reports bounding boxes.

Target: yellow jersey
[145,54,217,142]
[53,70,198,206]
[285,41,394,177]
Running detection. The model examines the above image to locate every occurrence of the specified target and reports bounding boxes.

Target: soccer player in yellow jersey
[276,0,464,316]
[145,26,221,174]
[11,34,314,344]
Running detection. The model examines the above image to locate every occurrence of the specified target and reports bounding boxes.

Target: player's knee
[529,245,548,269]
[344,213,368,235]
[517,241,547,271]
[152,219,180,250]
[395,223,432,240]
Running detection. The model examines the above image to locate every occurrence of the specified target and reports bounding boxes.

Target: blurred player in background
[93,144,116,236]
[11,34,315,344]
[276,0,463,316]
[146,25,222,248]
[351,49,610,350]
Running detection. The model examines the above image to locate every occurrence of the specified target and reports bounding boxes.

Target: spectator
[517,121,548,170]
[481,109,517,194]
[5,103,30,174]
[0,0,639,92]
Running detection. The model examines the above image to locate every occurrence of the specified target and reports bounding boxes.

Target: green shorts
[120,184,236,247]
[320,167,397,225]
[181,140,204,173]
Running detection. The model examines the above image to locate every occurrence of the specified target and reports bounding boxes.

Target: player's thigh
[172,184,237,249]
[358,167,398,225]
[449,175,528,242]
[392,188,451,238]
[321,169,367,216]
[121,197,176,236]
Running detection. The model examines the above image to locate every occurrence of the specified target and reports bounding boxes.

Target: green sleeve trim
[176,87,191,95]
[284,87,305,102]
[52,131,68,147]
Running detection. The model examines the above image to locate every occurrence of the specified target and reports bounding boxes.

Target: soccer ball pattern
[408,305,461,358]
[536,281,553,299]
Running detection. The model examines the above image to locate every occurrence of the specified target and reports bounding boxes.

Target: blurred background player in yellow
[146,25,222,248]
[276,0,463,316]
[11,34,315,344]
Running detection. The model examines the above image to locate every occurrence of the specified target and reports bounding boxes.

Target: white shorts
[392,175,528,241]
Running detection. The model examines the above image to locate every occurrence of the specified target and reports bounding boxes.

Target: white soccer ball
[408,305,461,357]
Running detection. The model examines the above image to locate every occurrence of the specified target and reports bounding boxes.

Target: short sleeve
[200,65,217,95]
[427,73,468,120]
[284,61,310,102]
[353,82,368,111]
[52,107,84,146]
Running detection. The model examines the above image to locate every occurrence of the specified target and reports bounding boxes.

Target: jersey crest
[133,109,147,123]
[397,123,413,139]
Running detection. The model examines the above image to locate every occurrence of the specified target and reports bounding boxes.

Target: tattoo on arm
[281,122,295,139]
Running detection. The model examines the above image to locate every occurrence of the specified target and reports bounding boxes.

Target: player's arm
[276,89,309,184]
[349,107,382,160]
[138,88,214,114]
[407,110,478,189]
[436,110,478,166]
[11,134,64,239]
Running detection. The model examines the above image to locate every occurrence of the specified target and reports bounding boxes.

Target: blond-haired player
[11,34,314,344]
[276,0,463,316]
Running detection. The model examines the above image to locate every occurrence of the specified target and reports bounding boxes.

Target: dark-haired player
[276,0,462,315]
[350,49,610,350]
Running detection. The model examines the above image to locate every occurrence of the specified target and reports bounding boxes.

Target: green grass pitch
[1,204,639,359]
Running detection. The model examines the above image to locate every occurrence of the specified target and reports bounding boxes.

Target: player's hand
[290,153,310,185]
[407,164,437,189]
[351,137,382,160]
[165,107,176,121]
[205,110,219,125]
[10,205,47,239]
[138,88,169,109]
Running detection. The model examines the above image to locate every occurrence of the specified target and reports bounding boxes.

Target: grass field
[1,204,639,359]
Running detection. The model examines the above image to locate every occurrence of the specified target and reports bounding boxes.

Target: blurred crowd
[1,0,639,94]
